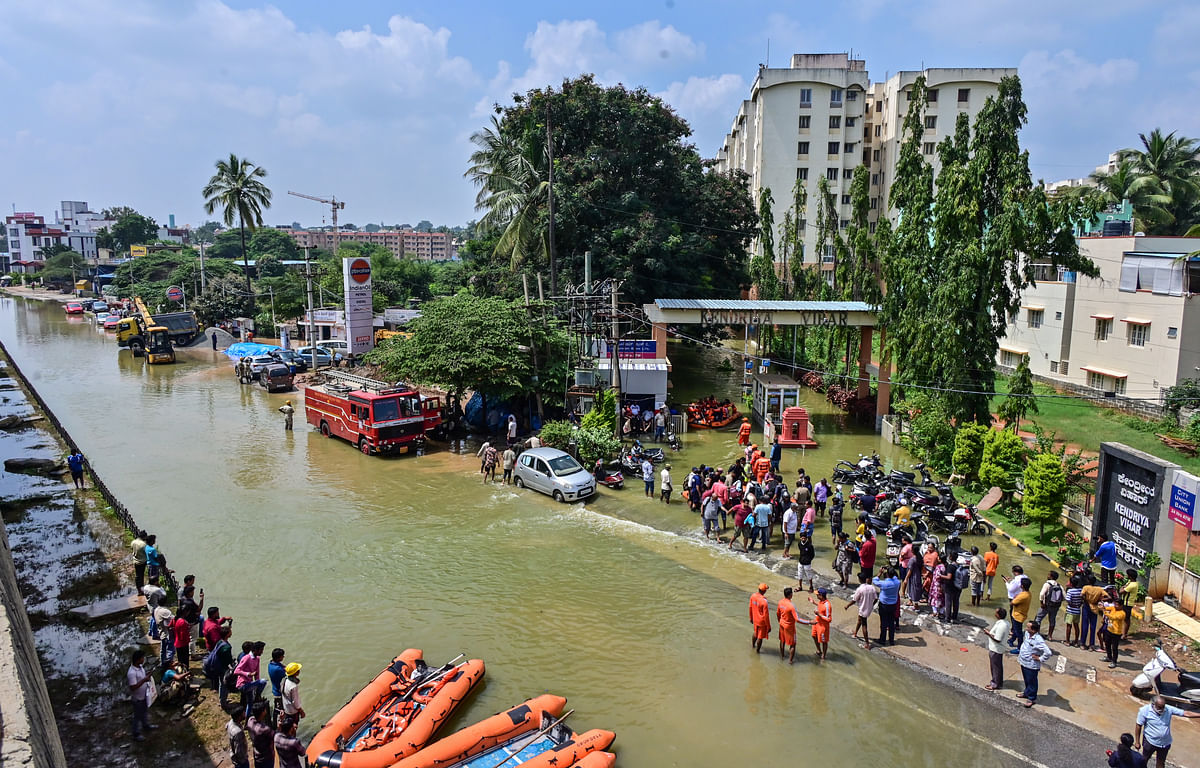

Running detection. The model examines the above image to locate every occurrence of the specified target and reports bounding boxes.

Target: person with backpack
[944,557,969,623]
[1036,570,1065,642]
[203,625,235,709]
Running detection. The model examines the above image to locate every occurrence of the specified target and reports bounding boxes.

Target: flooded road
[0,297,1072,765]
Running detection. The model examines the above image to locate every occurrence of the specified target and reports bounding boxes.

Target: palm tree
[1117,129,1200,234]
[464,116,548,269]
[202,154,272,312]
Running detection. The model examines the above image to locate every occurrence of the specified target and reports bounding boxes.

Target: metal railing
[0,339,179,596]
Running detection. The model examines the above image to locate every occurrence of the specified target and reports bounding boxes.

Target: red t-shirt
[202,618,226,650]
[859,538,877,568]
[172,617,191,648]
[749,592,771,629]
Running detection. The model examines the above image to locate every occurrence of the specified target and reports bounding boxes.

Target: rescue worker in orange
[753,453,772,483]
[777,587,814,664]
[737,418,752,446]
[809,587,833,659]
[749,583,772,653]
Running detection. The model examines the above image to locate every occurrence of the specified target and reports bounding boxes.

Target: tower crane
[288,191,346,243]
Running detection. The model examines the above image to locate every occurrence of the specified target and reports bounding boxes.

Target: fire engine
[304,369,444,455]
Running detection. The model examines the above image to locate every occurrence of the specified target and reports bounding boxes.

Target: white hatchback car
[513,447,596,502]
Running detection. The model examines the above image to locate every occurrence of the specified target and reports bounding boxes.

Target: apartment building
[997,235,1200,402]
[5,201,112,268]
[281,228,455,261]
[715,54,1013,274]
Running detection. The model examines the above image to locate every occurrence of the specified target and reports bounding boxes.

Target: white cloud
[1019,49,1138,96]
[615,21,703,67]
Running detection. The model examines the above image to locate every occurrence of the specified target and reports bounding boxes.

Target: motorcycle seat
[1179,670,1200,688]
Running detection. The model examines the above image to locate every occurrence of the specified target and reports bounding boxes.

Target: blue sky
[1,0,1196,229]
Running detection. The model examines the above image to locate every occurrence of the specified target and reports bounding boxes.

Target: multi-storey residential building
[280,228,456,261]
[997,235,1200,404]
[716,54,1014,275]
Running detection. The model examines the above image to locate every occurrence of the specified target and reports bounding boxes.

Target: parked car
[318,340,350,355]
[269,348,309,374]
[64,302,84,315]
[246,355,281,379]
[258,363,295,392]
[295,346,342,368]
[103,315,121,330]
[91,301,109,314]
[513,447,596,502]
[94,311,110,323]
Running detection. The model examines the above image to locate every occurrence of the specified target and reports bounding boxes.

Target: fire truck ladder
[320,369,405,394]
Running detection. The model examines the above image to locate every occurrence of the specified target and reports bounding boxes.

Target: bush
[580,388,617,435]
[535,420,619,467]
[952,423,989,479]
[1022,453,1067,538]
[979,429,1026,490]
[895,393,955,474]
[538,420,575,450]
[1186,415,1200,444]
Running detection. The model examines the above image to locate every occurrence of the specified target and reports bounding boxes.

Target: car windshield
[547,455,584,477]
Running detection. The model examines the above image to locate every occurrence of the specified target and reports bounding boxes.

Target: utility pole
[610,281,621,440]
[199,238,207,293]
[304,246,317,372]
[546,114,557,295]
[523,274,545,424]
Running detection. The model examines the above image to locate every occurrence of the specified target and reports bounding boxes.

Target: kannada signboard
[342,257,374,356]
[1169,469,1200,531]
[599,339,657,359]
[130,245,148,259]
[1092,443,1180,576]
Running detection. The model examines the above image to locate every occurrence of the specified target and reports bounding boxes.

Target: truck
[115,297,202,355]
[303,369,445,455]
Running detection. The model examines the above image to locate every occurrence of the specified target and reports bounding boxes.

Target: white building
[998,235,1200,402]
[715,54,1014,276]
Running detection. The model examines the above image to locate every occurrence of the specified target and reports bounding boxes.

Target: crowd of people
[128,529,307,766]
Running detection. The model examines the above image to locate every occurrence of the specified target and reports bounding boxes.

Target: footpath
[741,539,1200,767]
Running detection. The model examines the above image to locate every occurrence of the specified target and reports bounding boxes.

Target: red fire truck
[303,369,445,455]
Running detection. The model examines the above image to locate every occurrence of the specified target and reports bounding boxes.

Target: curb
[977,512,1062,568]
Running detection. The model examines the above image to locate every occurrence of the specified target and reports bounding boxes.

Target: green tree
[979,428,1027,491]
[193,275,251,325]
[882,76,1097,424]
[363,293,530,403]
[581,387,618,436]
[110,212,159,255]
[750,187,781,300]
[895,392,956,473]
[202,153,273,312]
[248,227,301,263]
[1022,453,1067,538]
[997,357,1038,432]
[952,422,990,480]
[467,76,757,305]
[101,205,137,220]
[1118,129,1200,235]
[1163,377,1200,416]
[779,178,807,298]
[40,248,86,284]
[206,230,246,261]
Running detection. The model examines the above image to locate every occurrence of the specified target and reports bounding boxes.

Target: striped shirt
[1065,587,1083,615]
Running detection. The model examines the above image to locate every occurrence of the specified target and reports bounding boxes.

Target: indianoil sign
[342,256,374,356]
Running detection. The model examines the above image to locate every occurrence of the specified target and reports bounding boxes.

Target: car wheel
[319,422,331,437]
[359,437,371,455]
[553,490,565,503]
[514,477,525,489]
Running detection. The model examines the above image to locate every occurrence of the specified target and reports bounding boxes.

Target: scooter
[593,462,625,490]
[629,440,666,464]
[664,429,682,452]
[1131,641,1200,706]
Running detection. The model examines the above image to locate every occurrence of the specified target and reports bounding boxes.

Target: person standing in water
[777,587,814,664]
[278,400,295,431]
[749,583,771,654]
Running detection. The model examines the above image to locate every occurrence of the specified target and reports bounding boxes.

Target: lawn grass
[991,375,1200,474]
[983,501,1073,560]
[1171,551,1200,574]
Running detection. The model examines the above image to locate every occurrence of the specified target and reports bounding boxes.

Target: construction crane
[288,191,346,241]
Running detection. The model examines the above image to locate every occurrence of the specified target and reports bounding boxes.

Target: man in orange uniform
[737,418,752,446]
[749,583,771,653]
[809,587,833,659]
[776,587,814,664]
[753,454,772,484]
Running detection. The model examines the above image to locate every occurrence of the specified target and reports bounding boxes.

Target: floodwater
[0,297,1065,766]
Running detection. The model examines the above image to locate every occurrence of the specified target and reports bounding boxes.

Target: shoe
[1010,649,1019,655]
[984,684,997,691]
[1022,700,1034,708]
[1108,662,1118,668]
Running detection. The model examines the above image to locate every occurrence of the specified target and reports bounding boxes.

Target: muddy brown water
[0,297,1061,765]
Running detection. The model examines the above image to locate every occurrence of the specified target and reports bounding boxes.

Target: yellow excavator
[115,297,176,364]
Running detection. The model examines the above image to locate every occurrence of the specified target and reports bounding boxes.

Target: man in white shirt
[781,504,799,559]
[281,662,306,720]
[659,464,673,504]
[141,576,167,609]
[126,650,157,740]
[984,607,1011,691]
[846,572,880,650]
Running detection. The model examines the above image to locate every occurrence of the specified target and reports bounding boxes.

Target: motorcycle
[664,429,682,452]
[1131,641,1200,707]
[629,440,666,464]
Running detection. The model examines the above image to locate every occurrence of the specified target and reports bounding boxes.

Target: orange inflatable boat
[514,728,616,768]
[307,651,485,768]
[571,753,616,768]
[387,694,567,768]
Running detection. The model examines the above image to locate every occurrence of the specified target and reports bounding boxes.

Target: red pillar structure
[876,327,891,433]
[858,326,873,400]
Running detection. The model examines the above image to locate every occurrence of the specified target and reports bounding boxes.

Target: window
[870,197,879,209]
[871,173,880,185]
[31,236,39,246]
[830,89,843,105]
[842,194,852,204]
[798,218,807,232]
[923,142,936,155]
[798,115,811,130]
[823,243,835,262]
[840,219,850,230]
[1168,326,1179,339]
[926,88,939,102]
[905,89,914,100]
[797,141,810,155]
[869,221,877,233]
[1001,350,1022,367]
[846,117,857,128]
[958,88,970,103]
[1087,371,1127,395]
[799,88,812,106]
[829,116,841,129]
[1049,361,1059,373]
[875,125,881,136]
[924,115,937,130]
[846,90,857,101]
[826,168,839,181]
[845,142,856,153]
[1128,323,1149,347]
[796,167,809,181]
[873,149,881,162]
[1027,309,1043,328]
[1094,318,1112,340]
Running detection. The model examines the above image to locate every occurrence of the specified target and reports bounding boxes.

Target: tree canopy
[467,75,758,305]
[109,212,159,255]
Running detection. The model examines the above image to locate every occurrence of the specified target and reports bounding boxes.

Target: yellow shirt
[1011,591,1032,622]
[1121,580,1139,607]
[1105,604,1127,636]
